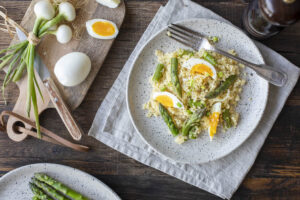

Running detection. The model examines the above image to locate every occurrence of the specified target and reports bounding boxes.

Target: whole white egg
[54,52,91,87]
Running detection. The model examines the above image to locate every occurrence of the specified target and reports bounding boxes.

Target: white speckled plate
[0,163,121,200]
[127,18,269,164]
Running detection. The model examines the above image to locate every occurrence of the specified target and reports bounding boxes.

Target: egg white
[208,102,222,141]
[86,19,119,40]
[96,0,120,8]
[182,58,217,79]
[153,92,184,109]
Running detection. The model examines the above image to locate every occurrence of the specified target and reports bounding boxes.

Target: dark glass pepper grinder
[242,0,300,40]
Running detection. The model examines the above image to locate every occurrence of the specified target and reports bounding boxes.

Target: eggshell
[54,52,91,87]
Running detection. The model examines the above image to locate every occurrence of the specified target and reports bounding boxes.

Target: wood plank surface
[0,0,299,199]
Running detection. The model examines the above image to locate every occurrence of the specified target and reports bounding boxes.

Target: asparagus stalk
[152,63,164,82]
[203,51,217,66]
[34,173,89,200]
[32,178,68,200]
[159,103,179,136]
[182,108,206,136]
[29,182,54,200]
[205,75,237,99]
[170,57,182,97]
[222,109,233,129]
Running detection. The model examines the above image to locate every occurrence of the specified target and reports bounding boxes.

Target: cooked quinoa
[143,48,245,144]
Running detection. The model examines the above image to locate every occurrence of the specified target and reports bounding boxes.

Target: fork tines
[167,24,203,50]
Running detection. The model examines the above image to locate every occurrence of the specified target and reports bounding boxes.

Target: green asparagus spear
[205,75,237,99]
[182,108,206,136]
[203,51,217,66]
[159,103,179,136]
[32,178,68,200]
[29,182,54,200]
[34,173,89,200]
[152,63,164,82]
[188,126,198,139]
[222,109,232,129]
[171,57,182,97]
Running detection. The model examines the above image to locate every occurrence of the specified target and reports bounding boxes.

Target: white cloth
[88,0,300,199]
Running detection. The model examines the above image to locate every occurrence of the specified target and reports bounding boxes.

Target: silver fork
[167,24,287,87]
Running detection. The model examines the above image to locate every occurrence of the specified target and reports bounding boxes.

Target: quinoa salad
[143,48,246,144]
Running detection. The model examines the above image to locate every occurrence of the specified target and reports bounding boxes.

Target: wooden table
[0,0,299,199]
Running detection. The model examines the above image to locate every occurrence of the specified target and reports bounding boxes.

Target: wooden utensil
[4,0,126,141]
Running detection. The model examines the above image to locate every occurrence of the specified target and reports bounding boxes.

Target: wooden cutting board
[5,0,126,141]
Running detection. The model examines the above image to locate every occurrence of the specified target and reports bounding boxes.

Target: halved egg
[86,19,119,40]
[208,102,221,141]
[96,0,120,8]
[153,92,184,109]
[182,58,217,79]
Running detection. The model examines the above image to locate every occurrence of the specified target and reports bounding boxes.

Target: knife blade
[15,28,83,141]
[16,28,50,81]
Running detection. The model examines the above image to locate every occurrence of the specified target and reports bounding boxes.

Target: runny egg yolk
[190,64,214,77]
[209,112,220,137]
[155,95,173,107]
[92,21,116,36]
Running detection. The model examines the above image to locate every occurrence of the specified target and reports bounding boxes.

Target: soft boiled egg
[182,58,217,79]
[153,92,184,109]
[86,19,119,40]
[208,102,221,141]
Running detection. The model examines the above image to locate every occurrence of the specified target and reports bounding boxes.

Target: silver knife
[16,28,83,141]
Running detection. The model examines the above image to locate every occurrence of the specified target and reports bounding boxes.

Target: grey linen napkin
[88,0,300,199]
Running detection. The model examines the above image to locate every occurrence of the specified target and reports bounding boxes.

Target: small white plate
[0,163,121,200]
[127,18,269,164]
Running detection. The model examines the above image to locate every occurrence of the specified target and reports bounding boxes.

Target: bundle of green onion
[0,0,76,138]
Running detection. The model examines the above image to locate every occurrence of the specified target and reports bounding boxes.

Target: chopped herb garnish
[188,99,194,107]
[209,36,219,43]
[206,111,211,117]
[189,79,194,88]
[187,110,193,115]
[218,71,224,78]
[160,86,167,91]
[179,49,194,57]
[190,135,197,139]
[194,100,206,108]
[176,102,182,108]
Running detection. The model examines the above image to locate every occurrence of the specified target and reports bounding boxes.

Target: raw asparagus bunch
[29,182,54,200]
[0,0,76,138]
[29,173,89,200]
[31,178,68,200]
